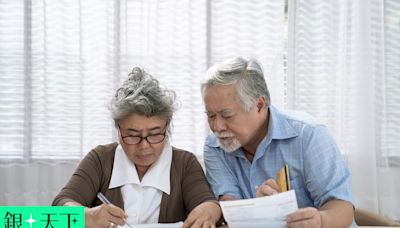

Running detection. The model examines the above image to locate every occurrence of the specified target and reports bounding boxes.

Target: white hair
[201,57,270,112]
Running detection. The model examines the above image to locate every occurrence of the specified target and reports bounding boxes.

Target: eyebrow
[205,109,234,116]
[219,109,234,115]
[126,126,163,132]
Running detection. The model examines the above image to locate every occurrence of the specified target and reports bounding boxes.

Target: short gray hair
[109,67,177,131]
[201,57,270,112]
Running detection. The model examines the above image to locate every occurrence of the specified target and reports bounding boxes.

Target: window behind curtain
[287,0,400,219]
[0,0,25,158]
[0,0,285,160]
[384,0,400,159]
[287,0,400,159]
[287,0,345,145]
[1,0,116,159]
[209,0,285,107]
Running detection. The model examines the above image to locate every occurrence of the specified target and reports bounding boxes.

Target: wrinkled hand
[85,204,127,228]
[255,179,281,197]
[182,201,221,228]
[286,207,322,228]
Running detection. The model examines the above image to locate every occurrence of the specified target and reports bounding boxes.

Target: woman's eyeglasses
[118,125,167,145]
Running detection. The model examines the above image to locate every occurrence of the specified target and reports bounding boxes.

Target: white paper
[118,221,183,228]
[220,190,298,228]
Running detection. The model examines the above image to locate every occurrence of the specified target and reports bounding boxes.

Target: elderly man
[201,57,354,228]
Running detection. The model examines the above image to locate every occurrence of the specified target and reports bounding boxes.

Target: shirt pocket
[289,175,313,208]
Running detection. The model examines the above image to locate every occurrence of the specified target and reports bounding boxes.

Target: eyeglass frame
[117,123,168,145]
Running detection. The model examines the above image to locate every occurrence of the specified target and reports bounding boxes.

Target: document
[119,222,183,228]
[220,190,298,228]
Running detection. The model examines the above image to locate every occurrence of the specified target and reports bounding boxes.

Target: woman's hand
[182,201,221,228]
[64,201,127,228]
[84,204,127,228]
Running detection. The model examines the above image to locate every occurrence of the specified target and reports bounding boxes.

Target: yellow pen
[276,164,290,192]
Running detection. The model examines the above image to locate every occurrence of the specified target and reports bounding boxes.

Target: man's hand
[255,179,281,197]
[287,200,354,228]
[84,204,127,228]
[182,201,221,228]
[286,207,322,228]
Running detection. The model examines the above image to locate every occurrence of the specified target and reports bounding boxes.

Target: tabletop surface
[217,226,393,228]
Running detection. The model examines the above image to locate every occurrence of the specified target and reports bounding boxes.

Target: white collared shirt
[109,140,172,225]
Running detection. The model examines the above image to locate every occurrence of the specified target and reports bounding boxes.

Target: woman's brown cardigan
[52,142,217,223]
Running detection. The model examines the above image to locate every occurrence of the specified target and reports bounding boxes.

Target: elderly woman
[53,68,221,228]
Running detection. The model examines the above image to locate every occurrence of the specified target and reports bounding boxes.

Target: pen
[276,164,290,192]
[97,192,133,228]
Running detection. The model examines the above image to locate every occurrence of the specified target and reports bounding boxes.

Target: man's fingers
[256,179,280,197]
[256,184,278,197]
[287,219,311,228]
[264,179,281,192]
[286,208,322,228]
[287,207,318,222]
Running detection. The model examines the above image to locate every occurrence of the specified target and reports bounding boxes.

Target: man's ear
[256,96,266,112]
[258,104,262,112]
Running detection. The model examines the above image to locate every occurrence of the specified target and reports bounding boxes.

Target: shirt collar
[109,140,172,194]
[243,105,299,161]
[267,105,298,140]
[206,105,300,160]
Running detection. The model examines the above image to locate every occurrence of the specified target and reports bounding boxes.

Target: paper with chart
[220,190,298,228]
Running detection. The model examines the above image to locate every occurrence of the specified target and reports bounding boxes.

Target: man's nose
[212,116,226,132]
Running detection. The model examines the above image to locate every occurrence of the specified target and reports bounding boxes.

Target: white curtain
[0,0,284,205]
[288,0,400,220]
[1,0,398,220]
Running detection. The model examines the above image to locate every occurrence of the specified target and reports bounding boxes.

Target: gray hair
[109,67,177,132]
[201,57,270,112]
